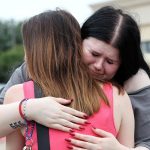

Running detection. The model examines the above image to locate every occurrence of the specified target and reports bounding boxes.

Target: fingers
[54,118,85,130]
[48,96,88,120]
[62,111,88,125]
[52,97,72,104]
[45,110,87,131]
[66,138,97,150]
[67,145,86,150]
[62,105,88,118]
[60,105,88,127]
[49,124,72,132]
[70,132,99,144]
[37,96,90,132]
[92,127,113,137]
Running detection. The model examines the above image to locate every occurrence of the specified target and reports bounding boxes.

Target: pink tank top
[23,81,117,150]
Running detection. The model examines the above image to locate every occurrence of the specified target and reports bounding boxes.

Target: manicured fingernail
[65,138,71,142]
[83,114,89,119]
[67,145,73,149]
[68,98,73,101]
[70,132,75,136]
[79,126,85,130]
[92,125,96,129]
[69,129,74,133]
[84,121,91,124]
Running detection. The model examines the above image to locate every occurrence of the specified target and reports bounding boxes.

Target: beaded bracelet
[19,99,35,149]
[19,98,29,121]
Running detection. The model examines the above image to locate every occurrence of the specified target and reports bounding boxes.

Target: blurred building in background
[90,0,150,64]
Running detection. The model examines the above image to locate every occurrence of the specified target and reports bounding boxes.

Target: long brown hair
[22,9,109,115]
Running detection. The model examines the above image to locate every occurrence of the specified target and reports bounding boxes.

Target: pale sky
[0,0,109,24]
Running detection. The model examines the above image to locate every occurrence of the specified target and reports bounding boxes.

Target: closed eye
[107,59,114,64]
[91,52,99,57]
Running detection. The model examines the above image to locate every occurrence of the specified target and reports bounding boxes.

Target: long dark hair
[81,6,150,86]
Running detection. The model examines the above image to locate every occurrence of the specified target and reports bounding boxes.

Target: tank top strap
[102,82,113,107]
[23,80,35,98]
[102,82,117,136]
[23,80,50,150]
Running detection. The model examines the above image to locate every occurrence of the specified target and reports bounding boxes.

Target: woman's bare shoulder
[4,84,24,104]
[112,85,132,131]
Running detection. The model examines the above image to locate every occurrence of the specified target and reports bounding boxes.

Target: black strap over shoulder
[36,123,50,150]
[34,82,50,150]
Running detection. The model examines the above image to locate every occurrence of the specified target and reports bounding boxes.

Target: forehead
[83,37,120,58]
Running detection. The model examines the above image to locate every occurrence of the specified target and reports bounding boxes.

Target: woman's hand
[67,128,125,150]
[26,97,88,132]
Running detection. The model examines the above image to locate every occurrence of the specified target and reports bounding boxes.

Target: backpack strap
[36,123,50,150]
[34,83,50,150]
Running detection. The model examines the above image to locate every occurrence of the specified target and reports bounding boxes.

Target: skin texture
[82,37,120,81]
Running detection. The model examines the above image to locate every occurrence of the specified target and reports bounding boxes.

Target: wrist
[19,99,28,122]
[19,99,28,120]
[25,98,35,121]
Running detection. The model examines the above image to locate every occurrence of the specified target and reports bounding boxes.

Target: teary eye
[91,51,99,57]
[107,59,114,64]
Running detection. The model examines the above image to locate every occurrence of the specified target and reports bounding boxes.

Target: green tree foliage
[15,22,23,44]
[0,19,24,83]
[0,45,24,83]
[0,20,22,51]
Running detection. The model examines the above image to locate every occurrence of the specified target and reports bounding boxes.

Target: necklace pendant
[23,146,32,150]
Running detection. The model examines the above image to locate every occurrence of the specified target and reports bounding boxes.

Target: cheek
[82,52,93,65]
[105,65,119,76]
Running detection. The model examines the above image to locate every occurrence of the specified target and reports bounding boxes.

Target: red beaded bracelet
[19,98,28,120]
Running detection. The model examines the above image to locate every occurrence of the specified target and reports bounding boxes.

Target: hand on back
[27,96,88,132]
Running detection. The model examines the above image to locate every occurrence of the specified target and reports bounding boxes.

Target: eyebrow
[89,48,120,63]
[108,58,120,64]
[89,49,100,54]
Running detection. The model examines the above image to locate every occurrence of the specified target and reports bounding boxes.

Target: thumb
[92,127,113,138]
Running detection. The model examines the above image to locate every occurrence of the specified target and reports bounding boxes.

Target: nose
[94,59,103,72]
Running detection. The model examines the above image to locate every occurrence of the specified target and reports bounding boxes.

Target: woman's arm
[0,102,24,137]
[0,84,87,138]
[4,84,89,149]
[115,89,134,147]
[4,84,25,149]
